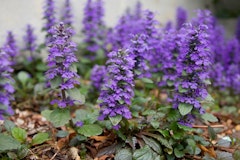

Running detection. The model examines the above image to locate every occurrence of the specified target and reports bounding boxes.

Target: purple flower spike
[82,0,105,59]
[129,34,150,78]
[90,65,107,91]
[174,22,212,126]
[23,24,37,60]
[98,50,135,125]
[0,48,15,120]
[46,22,80,108]
[4,31,18,61]
[176,7,188,30]
[43,0,56,44]
[62,0,73,27]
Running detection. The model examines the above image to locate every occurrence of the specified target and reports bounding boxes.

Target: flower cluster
[82,0,105,59]
[158,29,178,88]
[4,31,18,61]
[176,7,187,30]
[90,65,107,91]
[128,34,150,78]
[61,0,73,27]
[173,23,212,126]
[23,24,37,60]
[106,2,144,52]
[0,48,14,120]
[98,50,135,126]
[43,0,56,44]
[46,22,80,108]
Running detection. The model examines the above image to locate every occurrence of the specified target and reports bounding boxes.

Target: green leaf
[41,110,53,121]
[73,109,99,124]
[167,109,181,121]
[115,148,132,160]
[233,150,240,160]
[50,108,71,127]
[4,120,15,132]
[50,76,61,89]
[174,148,184,158]
[141,78,154,84]
[109,115,122,126]
[0,133,21,151]
[11,127,27,143]
[178,103,193,116]
[56,130,69,138]
[67,88,85,105]
[167,80,174,87]
[144,133,172,150]
[208,126,217,140]
[77,124,103,137]
[142,135,162,154]
[178,85,187,93]
[133,146,154,160]
[17,71,29,86]
[202,113,218,122]
[177,124,195,131]
[32,133,49,145]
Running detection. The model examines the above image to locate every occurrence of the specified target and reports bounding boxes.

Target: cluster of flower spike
[46,22,80,108]
[61,0,73,27]
[173,23,212,126]
[23,24,37,60]
[90,65,107,91]
[82,0,105,59]
[0,48,14,120]
[98,50,135,126]
[4,31,18,61]
[43,0,56,43]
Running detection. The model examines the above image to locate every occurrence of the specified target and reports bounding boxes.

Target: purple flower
[43,0,56,44]
[61,0,73,27]
[176,7,188,30]
[164,21,173,31]
[0,48,15,120]
[46,22,80,108]
[82,0,105,60]
[128,34,150,78]
[23,24,37,60]
[4,31,18,61]
[158,29,179,88]
[98,50,135,125]
[173,22,212,126]
[75,121,84,127]
[90,65,107,91]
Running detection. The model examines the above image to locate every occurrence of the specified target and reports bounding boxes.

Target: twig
[50,150,60,160]
[192,124,225,128]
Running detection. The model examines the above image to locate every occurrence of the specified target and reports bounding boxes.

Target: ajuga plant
[0,48,15,120]
[224,38,240,94]
[43,0,56,44]
[98,49,135,129]
[61,0,73,27]
[173,23,212,127]
[158,29,178,89]
[23,24,37,60]
[82,0,105,60]
[176,7,188,30]
[4,31,18,61]
[129,34,150,78]
[46,22,80,108]
[90,65,106,91]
